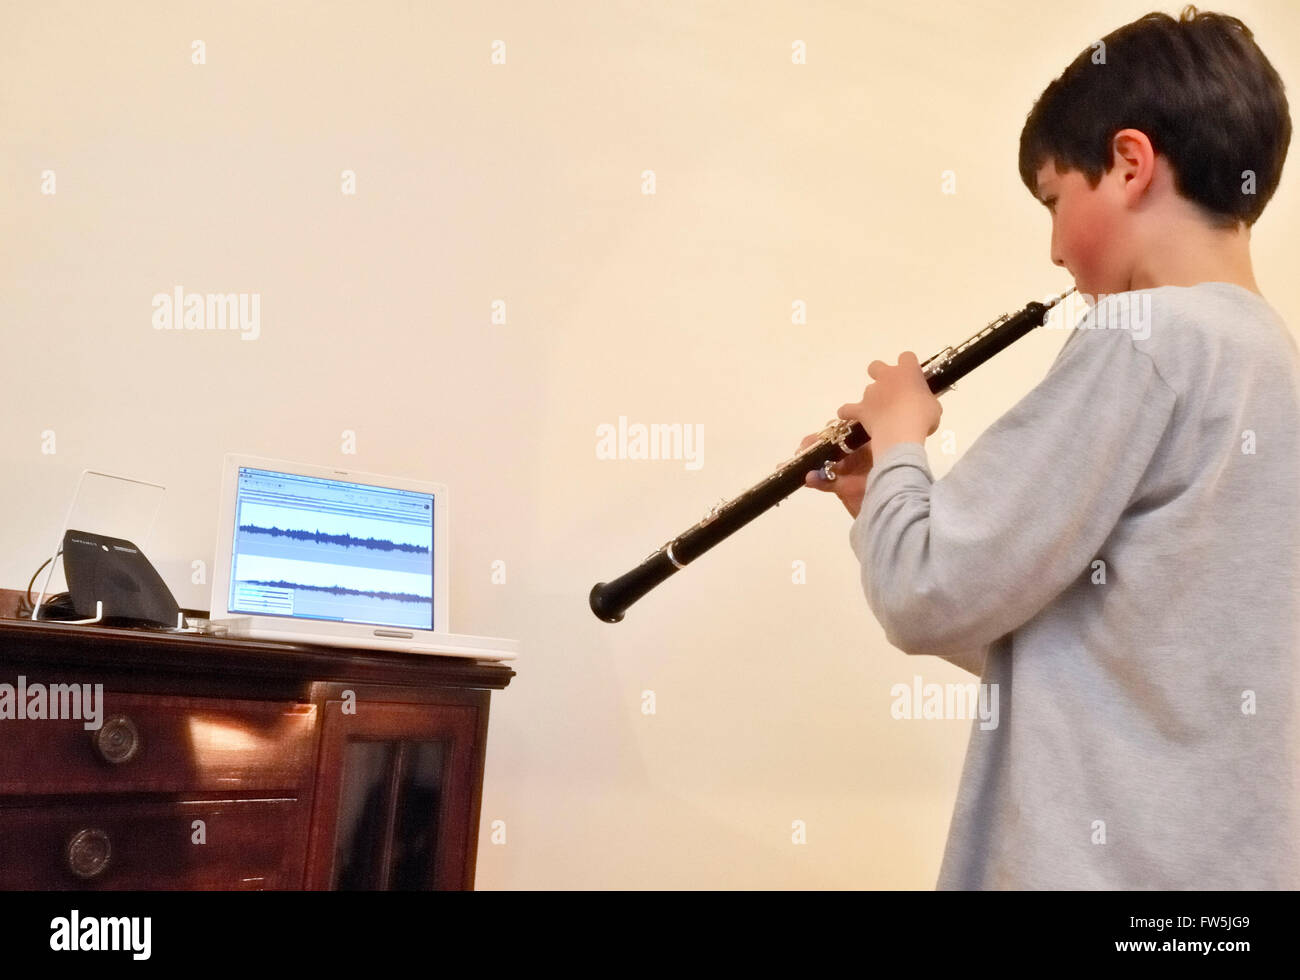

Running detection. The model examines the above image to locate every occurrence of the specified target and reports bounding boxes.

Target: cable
[19,550,71,619]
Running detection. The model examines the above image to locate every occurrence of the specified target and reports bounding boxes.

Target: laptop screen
[226,466,435,630]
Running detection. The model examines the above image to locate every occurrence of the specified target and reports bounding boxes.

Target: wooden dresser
[0,590,514,890]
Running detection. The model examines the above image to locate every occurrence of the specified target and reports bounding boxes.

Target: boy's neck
[1128,211,1261,296]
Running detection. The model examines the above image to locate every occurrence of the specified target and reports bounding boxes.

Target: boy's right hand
[798,432,873,519]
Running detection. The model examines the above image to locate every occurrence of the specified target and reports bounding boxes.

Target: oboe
[589,288,1075,623]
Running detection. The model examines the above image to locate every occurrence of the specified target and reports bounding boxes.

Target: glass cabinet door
[333,739,447,889]
[307,697,480,890]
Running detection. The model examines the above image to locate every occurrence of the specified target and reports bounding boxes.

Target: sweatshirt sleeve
[848,328,1177,658]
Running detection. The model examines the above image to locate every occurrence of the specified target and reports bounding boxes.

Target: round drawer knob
[66,828,112,879]
[93,715,141,765]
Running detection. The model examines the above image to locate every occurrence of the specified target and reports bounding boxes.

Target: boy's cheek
[1065,212,1122,291]
[1066,194,1128,289]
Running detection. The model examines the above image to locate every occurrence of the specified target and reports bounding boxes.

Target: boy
[804,6,1298,888]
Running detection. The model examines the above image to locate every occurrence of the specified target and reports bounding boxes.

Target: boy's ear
[1110,129,1156,206]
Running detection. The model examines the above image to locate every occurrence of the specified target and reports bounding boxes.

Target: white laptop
[207,454,517,661]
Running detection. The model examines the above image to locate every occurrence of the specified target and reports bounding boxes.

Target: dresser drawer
[0,693,316,794]
[0,798,306,889]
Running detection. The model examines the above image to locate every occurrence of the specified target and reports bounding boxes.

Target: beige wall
[3,0,1298,888]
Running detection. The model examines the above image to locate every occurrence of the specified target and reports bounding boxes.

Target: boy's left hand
[838,351,942,456]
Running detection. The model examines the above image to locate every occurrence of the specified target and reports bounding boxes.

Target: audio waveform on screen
[238,524,429,554]
[241,579,430,605]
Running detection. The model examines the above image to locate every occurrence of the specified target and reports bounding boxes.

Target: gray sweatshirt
[848,282,1300,889]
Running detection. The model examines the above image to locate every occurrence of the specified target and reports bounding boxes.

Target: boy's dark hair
[1018,5,1291,228]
